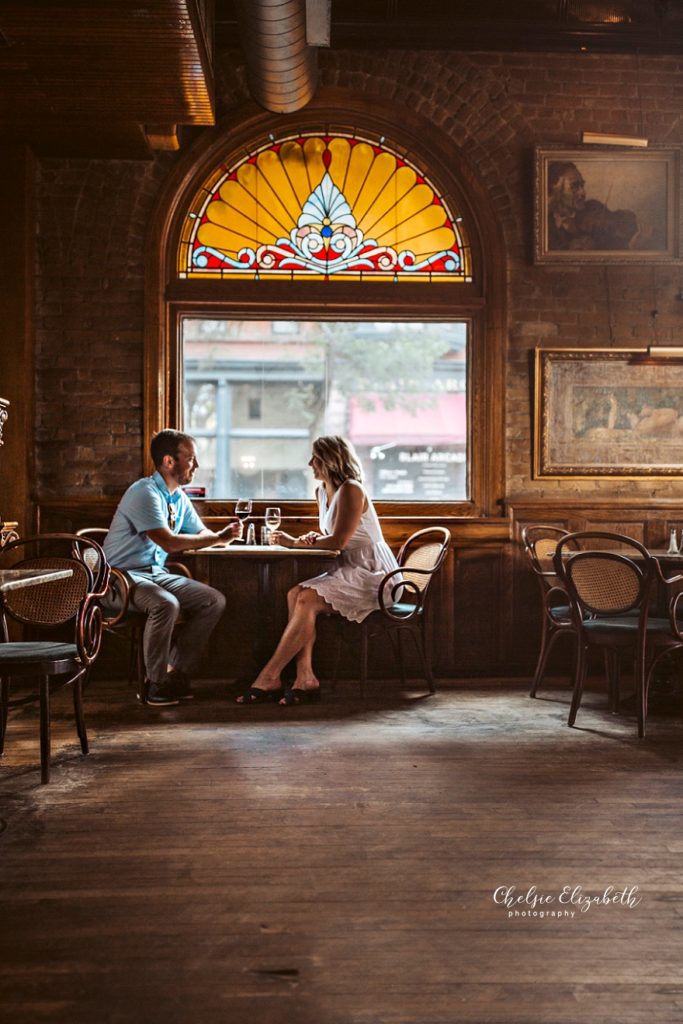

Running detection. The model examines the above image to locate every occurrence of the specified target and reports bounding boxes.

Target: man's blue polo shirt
[104,471,203,571]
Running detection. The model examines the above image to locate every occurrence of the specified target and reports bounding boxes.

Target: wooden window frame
[144,93,506,518]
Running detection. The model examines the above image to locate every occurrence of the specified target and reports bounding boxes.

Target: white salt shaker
[667,527,678,554]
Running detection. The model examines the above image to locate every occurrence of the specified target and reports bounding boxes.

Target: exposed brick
[32,47,683,506]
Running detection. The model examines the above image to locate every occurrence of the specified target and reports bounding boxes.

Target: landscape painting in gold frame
[534,348,683,478]
[534,146,680,263]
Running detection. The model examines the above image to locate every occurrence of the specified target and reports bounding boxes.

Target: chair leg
[73,673,89,755]
[421,618,436,694]
[39,675,51,784]
[359,624,368,698]
[530,622,553,697]
[130,625,146,691]
[0,676,8,756]
[410,625,435,695]
[637,645,648,740]
[604,649,621,713]
[394,629,407,688]
[128,634,137,685]
[568,643,588,727]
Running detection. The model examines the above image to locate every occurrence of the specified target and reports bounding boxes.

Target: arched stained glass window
[178,132,473,282]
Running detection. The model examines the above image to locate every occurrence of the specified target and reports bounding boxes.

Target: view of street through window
[183,320,468,501]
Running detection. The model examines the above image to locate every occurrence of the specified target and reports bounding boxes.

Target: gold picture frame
[534,146,680,263]
[534,348,683,478]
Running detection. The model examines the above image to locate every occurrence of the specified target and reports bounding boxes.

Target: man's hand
[217,520,243,543]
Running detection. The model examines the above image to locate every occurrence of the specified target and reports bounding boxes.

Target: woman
[236,435,399,705]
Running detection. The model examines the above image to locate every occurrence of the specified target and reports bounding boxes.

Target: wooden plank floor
[1,677,682,1024]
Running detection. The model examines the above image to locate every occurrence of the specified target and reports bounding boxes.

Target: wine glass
[265,507,281,532]
[264,506,281,545]
[235,499,252,540]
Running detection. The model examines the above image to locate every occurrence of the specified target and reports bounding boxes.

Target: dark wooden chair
[330,527,450,697]
[522,525,580,698]
[76,527,192,698]
[553,530,683,737]
[0,533,109,783]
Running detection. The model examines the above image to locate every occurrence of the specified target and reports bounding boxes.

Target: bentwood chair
[0,533,109,783]
[330,527,451,697]
[522,525,580,698]
[553,530,683,737]
[76,528,192,696]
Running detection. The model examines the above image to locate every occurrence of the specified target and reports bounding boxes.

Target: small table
[0,568,74,593]
[185,543,340,681]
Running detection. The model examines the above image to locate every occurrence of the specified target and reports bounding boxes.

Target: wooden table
[185,543,340,681]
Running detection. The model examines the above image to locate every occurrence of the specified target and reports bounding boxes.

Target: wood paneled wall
[0,144,34,536]
[37,498,508,680]
[39,497,683,681]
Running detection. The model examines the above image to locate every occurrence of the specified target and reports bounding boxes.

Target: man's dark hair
[150,429,195,468]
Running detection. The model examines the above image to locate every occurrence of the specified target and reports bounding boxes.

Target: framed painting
[534,146,680,263]
[534,348,683,478]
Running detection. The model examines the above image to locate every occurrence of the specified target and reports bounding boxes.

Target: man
[547,161,639,251]
[104,429,241,706]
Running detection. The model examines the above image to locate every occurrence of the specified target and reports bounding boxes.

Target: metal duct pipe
[235,0,318,113]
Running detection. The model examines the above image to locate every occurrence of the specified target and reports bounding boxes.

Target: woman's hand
[269,530,295,547]
[298,531,320,546]
[269,530,321,548]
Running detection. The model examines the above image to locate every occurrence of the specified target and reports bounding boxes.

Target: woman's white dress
[299,481,400,623]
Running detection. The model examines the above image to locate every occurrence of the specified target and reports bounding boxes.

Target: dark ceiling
[0,0,215,158]
[218,1,683,54]
[1,1,682,160]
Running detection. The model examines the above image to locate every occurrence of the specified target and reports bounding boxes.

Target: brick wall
[34,49,683,502]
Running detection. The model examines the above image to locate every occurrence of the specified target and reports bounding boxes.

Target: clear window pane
[182,320,468,501]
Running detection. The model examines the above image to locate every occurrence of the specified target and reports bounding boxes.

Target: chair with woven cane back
[522,525,580,698]
[76,527,193,695]
[553,530,683,737]
[329,527,451,697]
[0,533,109,783]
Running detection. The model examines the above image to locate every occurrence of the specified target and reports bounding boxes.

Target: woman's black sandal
[234,684,284,704]
[280,687,321,706]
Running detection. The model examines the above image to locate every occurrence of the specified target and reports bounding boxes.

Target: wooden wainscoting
[38,496,683,681]
[507,499,683,680]
[37,498,511,680]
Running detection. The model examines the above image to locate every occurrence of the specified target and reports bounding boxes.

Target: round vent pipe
[234,0,318,113]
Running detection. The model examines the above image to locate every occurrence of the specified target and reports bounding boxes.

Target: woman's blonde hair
[312,435,363,490]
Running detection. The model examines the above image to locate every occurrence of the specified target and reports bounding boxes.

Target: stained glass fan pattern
[178,134,472,282]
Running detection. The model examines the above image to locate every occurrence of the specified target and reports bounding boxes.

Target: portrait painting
[534,147,680,263]
[534,348,683,477]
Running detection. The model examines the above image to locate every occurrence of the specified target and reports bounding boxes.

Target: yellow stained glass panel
[179,132,472,281]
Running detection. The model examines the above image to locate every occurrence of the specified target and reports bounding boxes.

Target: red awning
[348,393,467,445]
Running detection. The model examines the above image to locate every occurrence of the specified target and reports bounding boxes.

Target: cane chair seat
[0,641,79,667]
[0,533,109,783]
